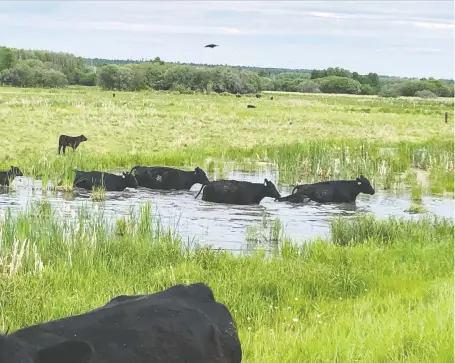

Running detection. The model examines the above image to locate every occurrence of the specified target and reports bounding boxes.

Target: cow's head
[122,172,139,188]
[356,175,375,195]
[9,166,23,177]
[194,167,210,185]
[263,178,281,200]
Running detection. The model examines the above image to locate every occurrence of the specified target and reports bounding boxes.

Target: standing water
[0,163,453,252]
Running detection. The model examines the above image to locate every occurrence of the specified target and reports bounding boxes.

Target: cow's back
[10,283,242,363]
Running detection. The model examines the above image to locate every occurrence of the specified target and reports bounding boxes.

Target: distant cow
[73,170,138,191]
[236,94,241,98]
[130,166,210,191]
[0,166,23,186]
[58,134,88,155]
[247,105,256,108]
[270,96,273,100]
[278,175,375,204]
[255,94,261,98]
[195,178,281,205]
[0,282,242,363]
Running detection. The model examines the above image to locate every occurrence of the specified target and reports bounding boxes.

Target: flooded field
[0,164,453,252]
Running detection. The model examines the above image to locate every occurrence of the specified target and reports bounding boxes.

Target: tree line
[0,46,453,98]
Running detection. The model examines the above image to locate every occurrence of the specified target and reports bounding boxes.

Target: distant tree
[415,90,437,99]
[0,46,15,71]
[298,80,320,93]
[317,76,362,94]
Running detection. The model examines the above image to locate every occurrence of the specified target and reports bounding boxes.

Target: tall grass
[0,201,453,362]
[0,87,453,196]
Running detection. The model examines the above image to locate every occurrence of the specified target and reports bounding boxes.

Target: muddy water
[0,166,453,252]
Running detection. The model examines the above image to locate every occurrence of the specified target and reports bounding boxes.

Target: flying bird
[205,44,219,48]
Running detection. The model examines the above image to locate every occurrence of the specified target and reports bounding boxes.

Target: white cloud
[1,1,453,78]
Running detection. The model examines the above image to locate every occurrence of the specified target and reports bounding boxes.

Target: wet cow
[195,178,281,205]
[0,282,242,363]
[73,170,138,191]
[0,166,23,186]
[130,166,209,191]
[278,175,375,204]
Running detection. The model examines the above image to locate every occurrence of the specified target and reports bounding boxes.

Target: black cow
[255,94,261,98]
[73,170,138,191]
[58,134,88,155]
[195,178,281,205]
[247,105,256,109]
[0,282,242,363]
[278,175,375,204]
[130,166,209,191]
[0,166,23,186]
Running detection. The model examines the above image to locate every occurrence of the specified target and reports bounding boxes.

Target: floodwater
[0,163,453,252]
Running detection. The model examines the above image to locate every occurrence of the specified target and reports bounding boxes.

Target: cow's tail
[129,165,140,174]
[194,184,206,199]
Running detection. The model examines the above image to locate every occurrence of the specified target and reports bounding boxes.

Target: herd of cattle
[0,163,376,205]
[0,132,377,362]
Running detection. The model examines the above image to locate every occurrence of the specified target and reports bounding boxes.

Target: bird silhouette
[205,44,219,48]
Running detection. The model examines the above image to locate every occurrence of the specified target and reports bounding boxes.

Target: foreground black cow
[195,178,281,205]
[130,166,209,191]
[278,175,375,204]
[0,282,242,363]
[0,166,23,186]
[58,134,88,155]
[73,170,138,191]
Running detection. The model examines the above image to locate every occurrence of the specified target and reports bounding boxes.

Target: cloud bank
[1,1,453,78]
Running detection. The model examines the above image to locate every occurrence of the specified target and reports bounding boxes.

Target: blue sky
[1,1,453,78]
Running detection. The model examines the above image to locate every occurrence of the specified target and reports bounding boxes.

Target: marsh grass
[405,203,428,214]
[90,186,106,201]
[0,87,453,195]
[330,214,451,246]
[0,201,453,362]
[245,213,285,250]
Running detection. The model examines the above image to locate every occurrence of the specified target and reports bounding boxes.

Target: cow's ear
[264,178,269,185]
[356,177,362,185]
[38,340,93,363]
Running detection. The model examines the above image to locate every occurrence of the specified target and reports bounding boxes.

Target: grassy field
[0,86,453,362]
[0,86,453,194]
[0,202,453,363]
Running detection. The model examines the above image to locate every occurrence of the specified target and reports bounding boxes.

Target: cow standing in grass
[58,134,88,154]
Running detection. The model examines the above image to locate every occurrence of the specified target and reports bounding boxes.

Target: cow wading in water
[0,166,23,187]
[58,134,88,154]
[0,283,242,363]
[73,170,138,192]
[278,175,375,204]
[195,178,281,205]
[130,166,210,191]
